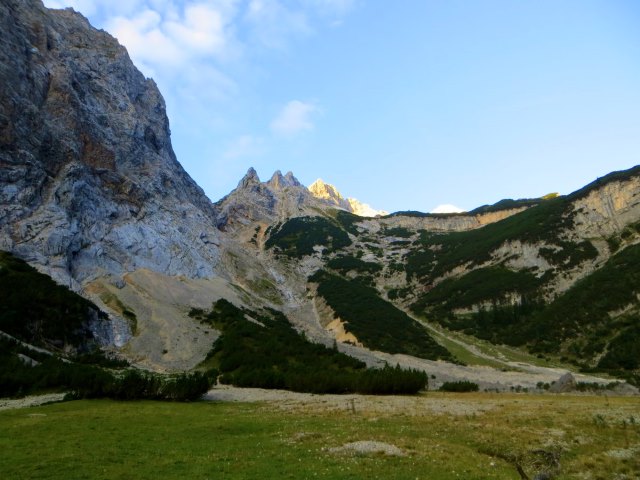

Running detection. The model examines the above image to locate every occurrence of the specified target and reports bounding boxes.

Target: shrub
[439,381,479,392]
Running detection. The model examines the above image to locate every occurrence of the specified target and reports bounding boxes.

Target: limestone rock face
[308,179,387,217]
[308,179,352,211]
[570,176,640,239]
[0,0,220,288]
[215,169,328,230]
[377,207,529,232]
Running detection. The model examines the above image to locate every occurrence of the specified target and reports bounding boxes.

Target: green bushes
[411,266,541,314]
[416,244,640,384]
[439,381,479,392]
[523,244,640,354]
[0,251,100,348]
[382,227,414,238]
[598,323,640,371]
[0,348,215,401]
[538,241,598,268]
[469,197,541,214]
[0,323,213,401]
[310,270,453,361]
[265,217,352,258]
[199,299,429,394]
[326,256,382,275]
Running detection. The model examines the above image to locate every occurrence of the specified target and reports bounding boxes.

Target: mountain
[308,179,388,217]
[2,0,639,392]
[215,169,322,231]
[262,167,640,385]
[0,0,221,292]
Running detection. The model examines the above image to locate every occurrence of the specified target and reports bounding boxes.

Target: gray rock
[214,167,330,231]
[0,0,221,288]
[549,372,576,393]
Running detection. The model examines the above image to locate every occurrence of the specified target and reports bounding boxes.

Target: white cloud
[165,4,227,53]
[430,204,466,214]
[245,0,311,48]
[270,100,320,136]
[104,3,235,69]
[43,0,356,173]
[106,11,182,70]
[223,135,265,159]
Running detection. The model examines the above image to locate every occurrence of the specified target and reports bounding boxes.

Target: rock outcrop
[0,0,220,289]
[308,178,387,217]
[378,207,530,232]
[214,169,323,231]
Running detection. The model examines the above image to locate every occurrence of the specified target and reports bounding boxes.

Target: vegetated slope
[259,166,639,384]
[404,195,596,281]
[0,251,105,350]
[402,167,640,383]
[265,216,352,258]
[309,270,453,362]
[0,251,213,400]
[192,299,429,394]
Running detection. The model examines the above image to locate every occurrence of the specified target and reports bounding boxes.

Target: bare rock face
[215,169,326,231]
[0,0,220,288]
[308,178,387,217]
[378,207,530,232]
[571,175,640,240]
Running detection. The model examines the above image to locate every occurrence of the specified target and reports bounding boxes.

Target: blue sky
[43,0,640,213]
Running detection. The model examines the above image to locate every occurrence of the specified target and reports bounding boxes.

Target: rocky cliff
[0,0,220,290]
[308,178,387,217]
[2,0,638,386]
[214,169,320,231]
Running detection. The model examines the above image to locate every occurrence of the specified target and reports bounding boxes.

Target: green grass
[1,395,639,479]
[415,324,511,369]
[413,318,585,371]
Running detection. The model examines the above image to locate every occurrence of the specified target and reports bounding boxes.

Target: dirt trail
[203,384,499,416]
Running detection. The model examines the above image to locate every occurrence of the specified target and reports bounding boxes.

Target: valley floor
[1,391,638,479]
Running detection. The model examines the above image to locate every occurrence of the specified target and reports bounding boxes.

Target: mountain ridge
[2,0,639,391]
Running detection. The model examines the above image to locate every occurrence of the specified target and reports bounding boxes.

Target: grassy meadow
[1,393,639,479]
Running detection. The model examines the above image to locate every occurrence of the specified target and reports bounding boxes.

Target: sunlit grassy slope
[1,395,638,480]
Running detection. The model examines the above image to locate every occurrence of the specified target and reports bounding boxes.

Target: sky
[43,0,640,213]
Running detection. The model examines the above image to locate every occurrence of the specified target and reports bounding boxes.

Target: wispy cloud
[105,3,234,69]
[43,0,356,193]
[270,100,320,137]
[244,0,311,48]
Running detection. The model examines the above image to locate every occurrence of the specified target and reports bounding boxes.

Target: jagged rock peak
[238,167,261,188]
[308,179,387,217]
[268,170,302,189]
[309,179,344,199]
